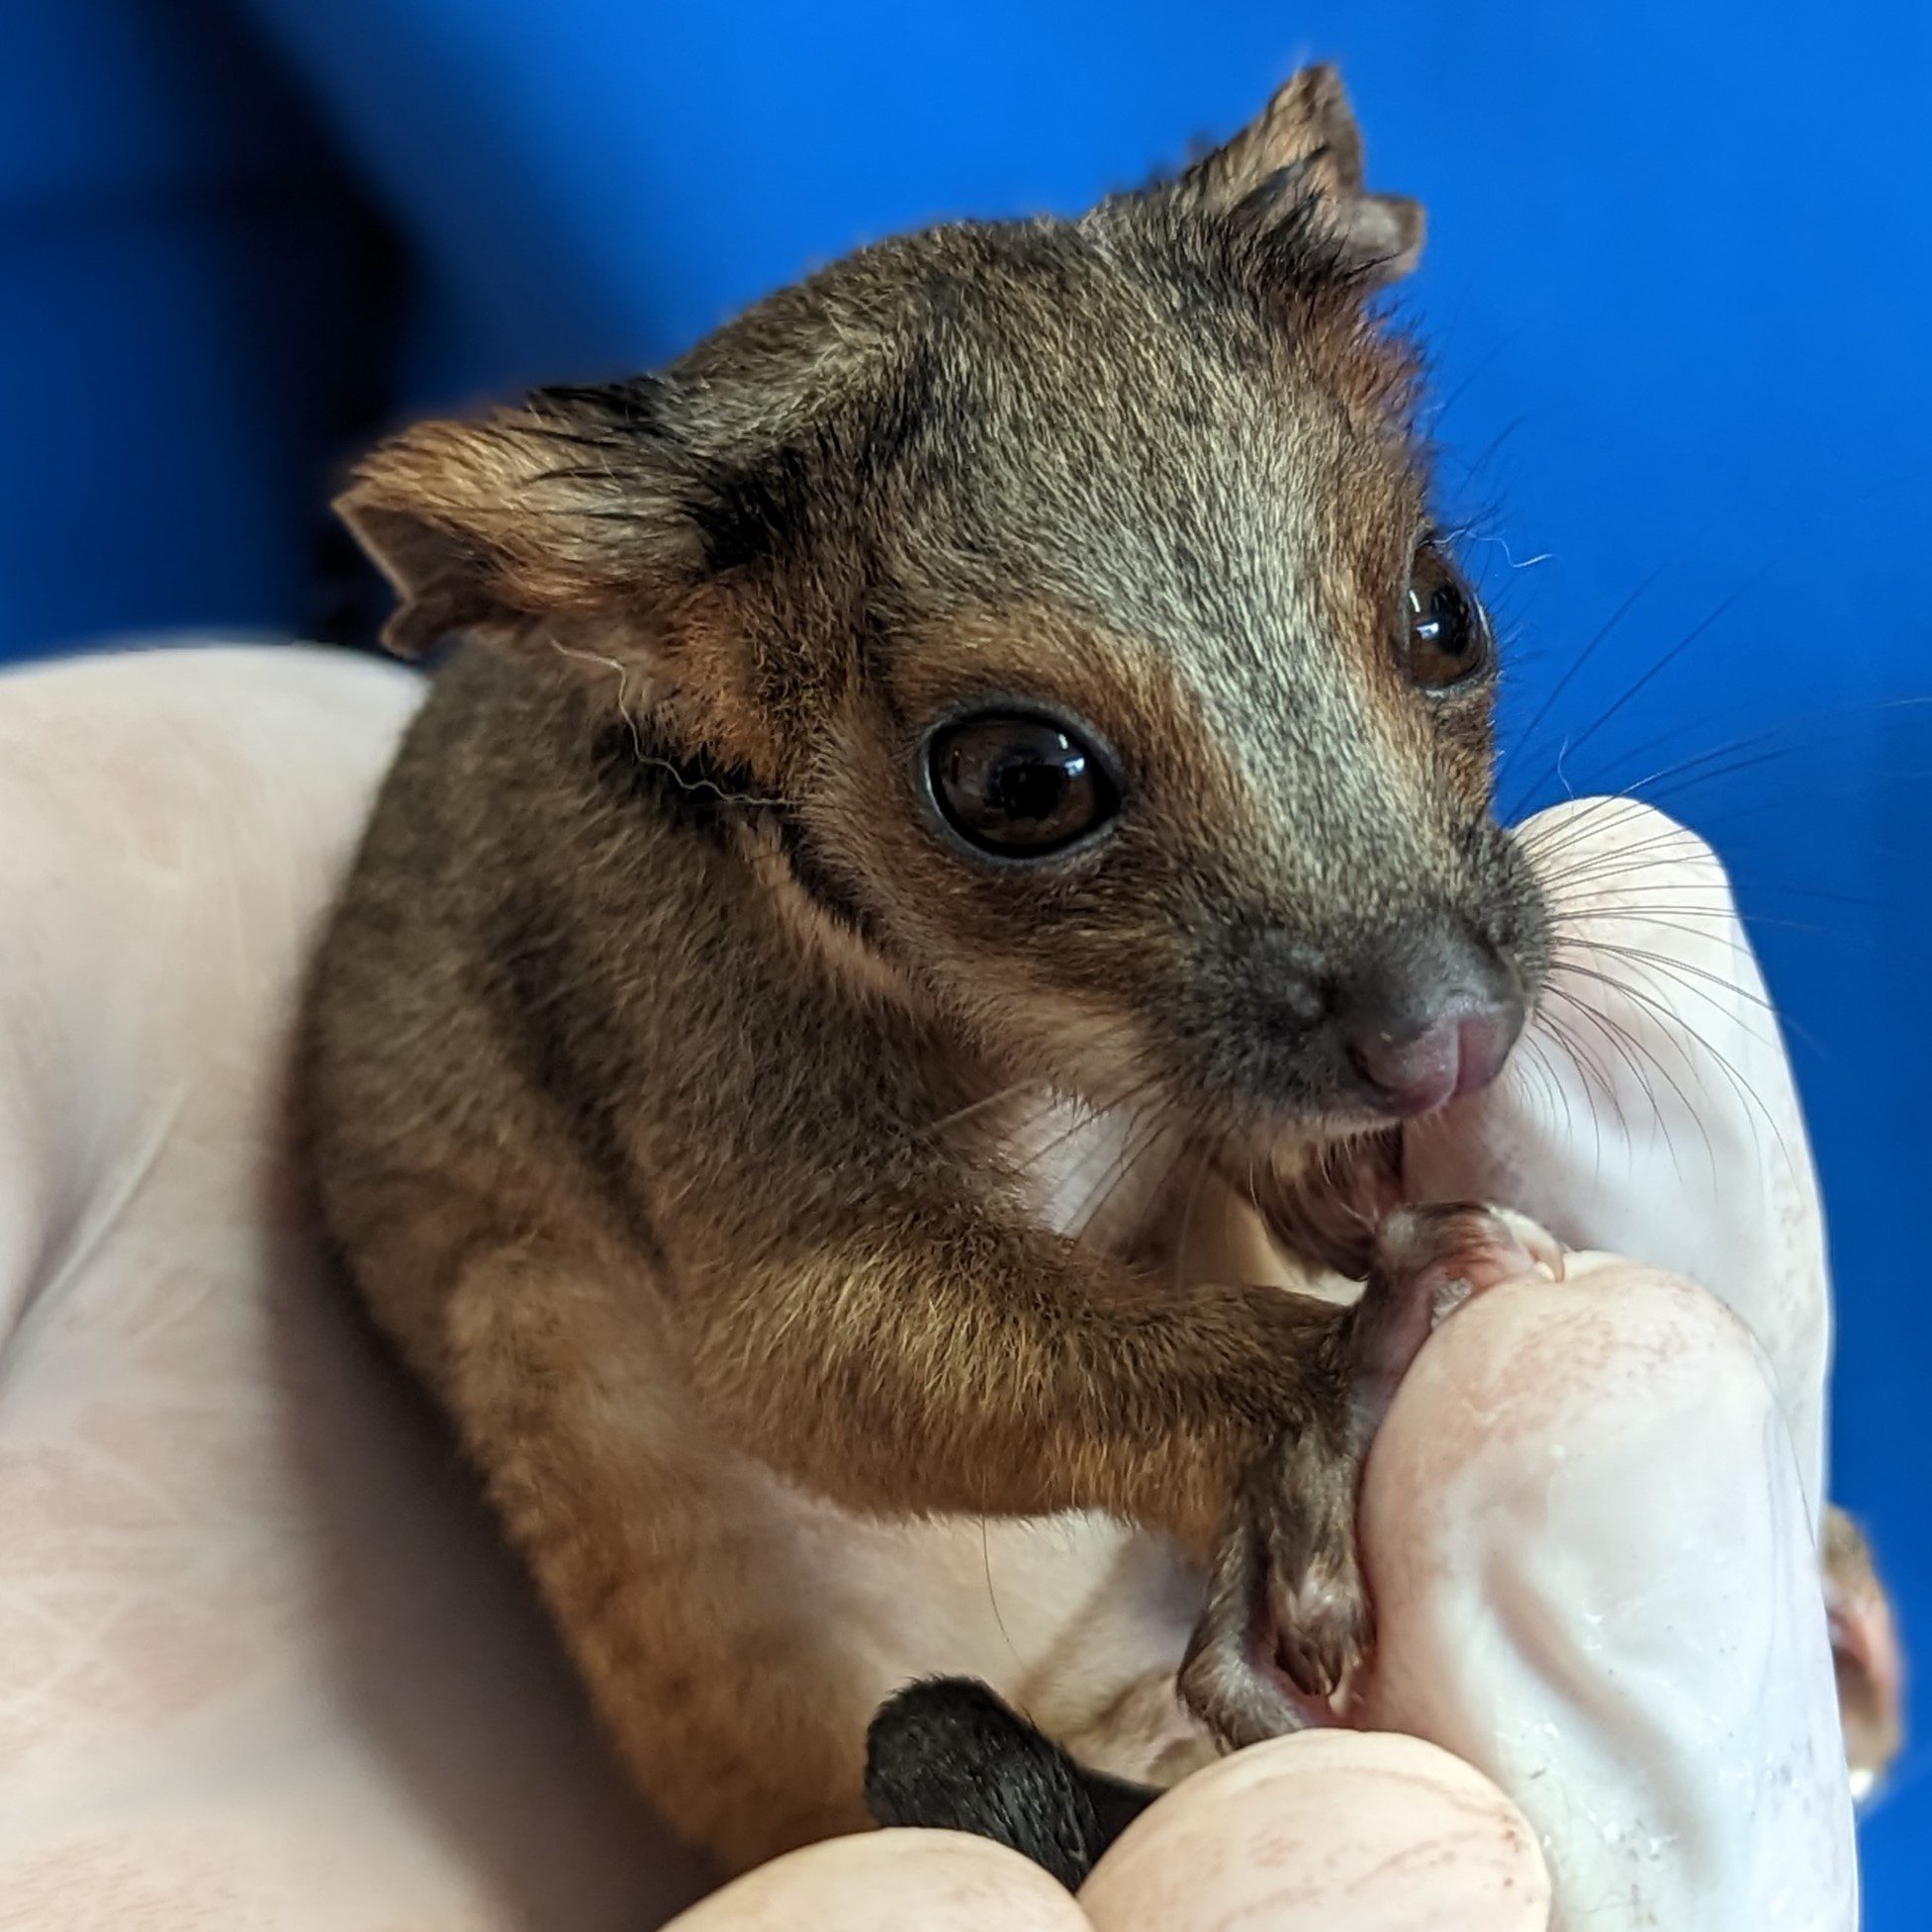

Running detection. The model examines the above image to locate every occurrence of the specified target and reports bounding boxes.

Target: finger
[662,1829,1094,1932]
[1,652,706,1930]
[1078,1729,1549,1932]
[1407,795,1831,1524]
[1355,1269,1858,1931]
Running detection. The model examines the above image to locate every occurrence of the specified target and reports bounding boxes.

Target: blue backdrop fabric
[2,1,1926,1911]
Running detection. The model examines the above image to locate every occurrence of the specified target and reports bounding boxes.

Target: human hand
[676,792,1868,1930]
[0,649,1862,1931]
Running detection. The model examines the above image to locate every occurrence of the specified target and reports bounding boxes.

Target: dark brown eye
[1402,546,1491,690]
[925,712,1119,860]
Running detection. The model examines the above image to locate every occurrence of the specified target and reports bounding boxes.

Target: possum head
[339,65,1547,1188]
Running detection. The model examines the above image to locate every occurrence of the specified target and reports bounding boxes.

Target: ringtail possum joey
[308,63,1673,1874]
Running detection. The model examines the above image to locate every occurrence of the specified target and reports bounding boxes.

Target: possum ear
[1167,64,1424,286]
[335,382,703,660]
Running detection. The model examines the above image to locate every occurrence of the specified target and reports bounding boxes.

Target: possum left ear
[1165,63,1425,286]
[335,381,704,661]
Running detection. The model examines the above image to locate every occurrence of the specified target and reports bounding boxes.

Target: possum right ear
[1159,63,1425,287]
[335,382,705,660]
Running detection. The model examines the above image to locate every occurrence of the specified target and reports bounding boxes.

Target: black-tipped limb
[864,1677,1161,1892]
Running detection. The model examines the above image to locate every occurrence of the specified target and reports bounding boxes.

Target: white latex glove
[0,648,1855,1932]
[1409,796,1832,1523]
[1350,795,1857,1930]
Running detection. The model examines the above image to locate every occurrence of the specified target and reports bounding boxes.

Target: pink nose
[1344,1004,1519,1117]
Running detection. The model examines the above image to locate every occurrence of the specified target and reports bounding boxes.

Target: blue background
[3,0,1926,1912]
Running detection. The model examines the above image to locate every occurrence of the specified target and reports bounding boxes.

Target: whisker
[1534,823,1911,912]
[1538,982,1653,1151]
[1545,979,1716,1187]
[1017,1067,1165,1175]
[1565,935,1791,1037]
[1510,1027,1571,1127]
[1500,506,1864,820]
[1067,1113,1169,1249]
[1424,327,1526,440]
[1500,562,1673,792]
[1521,1005,1609,1183]
[1532,693,1932,818]
[925,1079,1051,1140]
[1174,1145,1216,1296]
[1545,956,1797,1182]
[979,1518,1022,1669]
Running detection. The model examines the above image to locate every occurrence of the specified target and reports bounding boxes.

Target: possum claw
[1183,1202,1566,1751]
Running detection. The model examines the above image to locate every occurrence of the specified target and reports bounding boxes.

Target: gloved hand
[0,648,1871,1932]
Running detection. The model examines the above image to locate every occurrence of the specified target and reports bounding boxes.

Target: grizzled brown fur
[301,66,1552,1869]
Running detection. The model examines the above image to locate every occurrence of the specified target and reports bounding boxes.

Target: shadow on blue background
[3,0,1927,1914]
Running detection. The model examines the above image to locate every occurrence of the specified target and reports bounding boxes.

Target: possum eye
[1402,546,1491,691]
[924,712,1119,860]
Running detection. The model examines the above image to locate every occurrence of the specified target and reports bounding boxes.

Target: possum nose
[1343,1009,1516,1115]
[1337,945,1523,1118]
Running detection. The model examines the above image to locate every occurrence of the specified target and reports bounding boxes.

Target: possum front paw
[1180,1203,1564,1751]
[1178,1427,1364,1748]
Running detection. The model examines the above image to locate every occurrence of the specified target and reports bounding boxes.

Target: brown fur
[1824,1506,1907,1795]
[301,66,1553,1870]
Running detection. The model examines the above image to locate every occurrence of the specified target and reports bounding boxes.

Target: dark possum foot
[1181,1204,1565,1750]
[865,1678,1159,1891]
